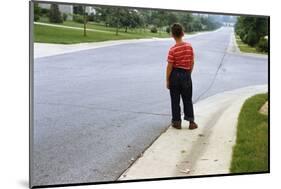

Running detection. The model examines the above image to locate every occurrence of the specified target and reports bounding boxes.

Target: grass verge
[235,34,266,55]
[34,21,170,44]
[230,93,268,173]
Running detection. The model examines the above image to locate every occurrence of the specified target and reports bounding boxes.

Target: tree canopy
[235,16,268,47]
[94,8,222,34]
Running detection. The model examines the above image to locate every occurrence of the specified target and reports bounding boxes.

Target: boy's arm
[166,62,173,89]
[191,59,194,73]
[191,46,195,73]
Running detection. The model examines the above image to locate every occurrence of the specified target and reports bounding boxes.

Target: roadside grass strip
[235,35,266,55]
[34,21,169,44]
[230,93,268,173]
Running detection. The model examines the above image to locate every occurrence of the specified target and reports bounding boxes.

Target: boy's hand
[166,81,170,89]
[166,63,173,90]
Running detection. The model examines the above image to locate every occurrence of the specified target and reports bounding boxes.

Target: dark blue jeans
[169,68,194,122]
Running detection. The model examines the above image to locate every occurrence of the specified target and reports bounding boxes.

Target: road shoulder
[118,85,268,180]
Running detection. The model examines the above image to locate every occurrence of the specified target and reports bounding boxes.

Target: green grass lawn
[39,17,169,35]
[34,19,170,44]
[235,35,266,55]
[34,24,171,44]
[230,93,269,173]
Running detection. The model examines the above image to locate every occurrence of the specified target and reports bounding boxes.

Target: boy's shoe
[172,121,182,129]
[189,122,198,130]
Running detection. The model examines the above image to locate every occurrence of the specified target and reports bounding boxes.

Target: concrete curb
[227,29,268,59]
[227,29,241,54]
[118,85,268,180]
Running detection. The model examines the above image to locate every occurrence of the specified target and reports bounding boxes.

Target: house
[38,3,96,20]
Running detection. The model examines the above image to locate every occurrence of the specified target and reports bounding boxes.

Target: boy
[166,23,198,130]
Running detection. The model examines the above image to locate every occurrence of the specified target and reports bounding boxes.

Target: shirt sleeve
[167,48,175,64]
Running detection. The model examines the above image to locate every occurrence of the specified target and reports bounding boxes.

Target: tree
[95,7,106,23]
[203,16,221,30]
[72,5,88,36]
[49,4,63,23]
[73,5,84,15]
[179,13,193,32]
[129,10,143,30]
[119,8,131,32]
[167,12,178,26]
[150,10,168,34]
[95,7,120,35]
[157,11,168,34]
[139,9,152,32]
[235,16,268,48]
[117,9,144,32]
[137,13,145,32]
[191,18,202,31]
[95,7,144,35]
[115,8,120,35]
[34,3,41,21]
[85,6,222,37]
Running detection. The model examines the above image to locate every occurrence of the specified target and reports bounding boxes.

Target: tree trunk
[116,24,119,36]
[83,6,87,37]
[115,9,119,36]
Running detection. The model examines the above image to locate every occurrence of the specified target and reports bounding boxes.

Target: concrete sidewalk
[34,38,173,59]
[118,85,267,180]
[34,22,114,34]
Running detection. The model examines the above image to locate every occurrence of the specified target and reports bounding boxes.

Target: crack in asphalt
[193,47,228,103]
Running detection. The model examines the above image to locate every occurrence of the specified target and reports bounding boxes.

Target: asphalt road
[32,27,268,186]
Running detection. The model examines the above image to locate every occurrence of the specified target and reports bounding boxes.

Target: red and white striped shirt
[167,42,194,70]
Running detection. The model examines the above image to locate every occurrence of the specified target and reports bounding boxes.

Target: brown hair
[171,23,184,38]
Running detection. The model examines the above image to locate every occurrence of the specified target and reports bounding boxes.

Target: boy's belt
[173,67,191,72]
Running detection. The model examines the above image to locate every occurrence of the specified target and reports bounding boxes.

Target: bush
[34,14,40,22]
[63,13,68,21]
[88,13,95,22]
[150,26,158,33]
[40,8,49,16]
[257,37,268,52]
[183,24,192,32]
[246,30,259,47]
[73,14,85,23]
[238,30,246,43]
[49,4,63,23]
[242,34,248,44]
[191,20,202,31]
[166,27,170,34]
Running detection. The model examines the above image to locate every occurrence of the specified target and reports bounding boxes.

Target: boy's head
[171,23,184,39]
